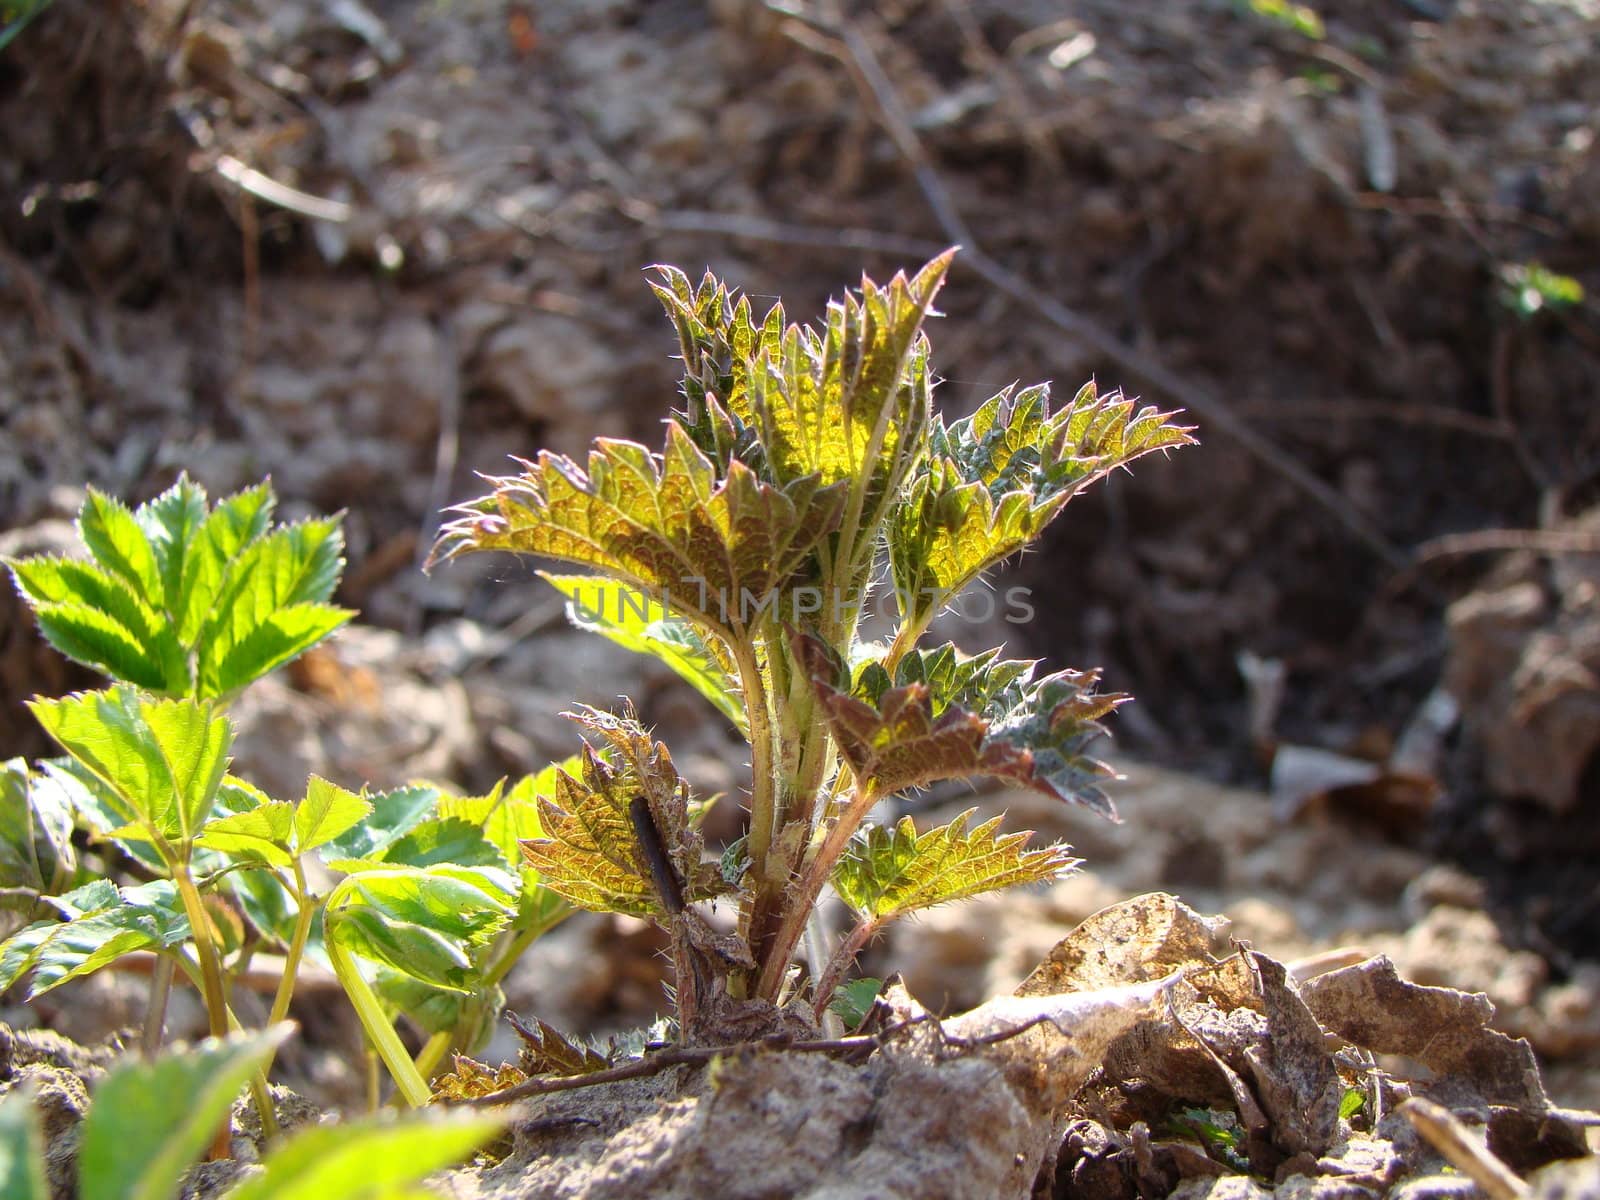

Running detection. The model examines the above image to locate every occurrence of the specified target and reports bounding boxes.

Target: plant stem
[267,860,315,1028]
[171,859,234,1159]
[141,954,174,1058]
[326,932,432,1107]
[811,918,880,1019]
[414,1030,453,1082]
[755,782,880,1000]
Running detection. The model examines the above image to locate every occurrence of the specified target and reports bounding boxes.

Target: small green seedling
[429,251,1195,1035]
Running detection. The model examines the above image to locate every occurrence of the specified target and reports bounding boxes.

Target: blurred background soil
[1,0,1597,1112]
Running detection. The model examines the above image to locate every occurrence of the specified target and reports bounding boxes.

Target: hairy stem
[812,917,881,1019]
[755,781,880,1000]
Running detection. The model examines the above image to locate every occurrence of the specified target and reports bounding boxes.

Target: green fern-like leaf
[832,810,1077,922]
[801,637,1125,817]
[5,476,352,700]
[891,381,1195,629]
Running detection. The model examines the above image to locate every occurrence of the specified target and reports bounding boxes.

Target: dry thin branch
[1415,528,1600,563]
[457,1014,1052,1108]
[213,154,353,224]
[1399,1098,1529,1200]
[773,4,1412,572]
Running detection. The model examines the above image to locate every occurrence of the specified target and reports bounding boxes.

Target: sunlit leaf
[221,1107,505,1200]
[325,867,511,991]
[541,574,745,732]
[429,1056,527,1104]
[377,818,506,870]
[7,476,349,700]
[78,1026,292,1200]
[832,810,1076,922]
[293,775,373,854]
[321,784,439,863]
[891,381,1195,629]
[27,688,233,845]
[801,636,1125,817]
[0,758,76,896]
[1,880,190,997]
[519,708,722,919]
[427,424,845,643]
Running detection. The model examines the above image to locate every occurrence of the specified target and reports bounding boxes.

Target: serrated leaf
[801,636,1125,817]
[24,603,172,692]
[542,574,746,732]
[294,774,372,854]
[325,867,511,991]
[378,818,506,869]
[321,784,439,863]
[28,688,234,845]
[428,423,845,643]
[77,488,163,609]
[3,880,190,997]
[509,1013,611,1077]
[832,810,1076,921]
[650,254,952,504]
[195,800,294,867]
[220,1107,505,1200]
[204,603,354,699]
[7,557,187,691]
[519,708,720,919]
[136,475,211,621]
[78,1026,292,1200]
[892,380,1196,629]
[0,1083,48,1200]
[176,481,275,643]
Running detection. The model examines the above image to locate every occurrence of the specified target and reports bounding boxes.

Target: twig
[213,155,354,224]
[772,4,1412,572]
[1399,1097,1528,1200]
[1414,528,1600,563]
[936,0,1062,174]
[459,1014,1053,1108]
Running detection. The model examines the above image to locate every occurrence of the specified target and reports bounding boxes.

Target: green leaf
[205,604,353,699]
[78,1026,292,1200]
[137,475,211,620]
[0,1084,48,1200]
[832,811,1076,922]
[0,758,76,895]
[321,784,439,863]
[828,977,883,1032]
[519,708,722,918]
[801,637,1125,817]
[293,774,373,854]
[7,880,190,997]
[175,481,275,643]
[541,574,746,732]
[650,254,953,506]
[376,818,506,869]
[325,867,511,991]
[221,1108,505,1200]
[427,423,845,643]
[77,489,163,609]
[891,381,1195,629]
[7,556,186,691]
[27,688,234,844]
[1339,1087,1366,1120]
[196,801,295,867]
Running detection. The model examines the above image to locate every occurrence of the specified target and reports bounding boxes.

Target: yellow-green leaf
[293,774,373,854]
[541,574,745,732]
[832,810,1077,921]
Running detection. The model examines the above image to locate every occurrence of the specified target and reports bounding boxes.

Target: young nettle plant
[428,251,1195,1035]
